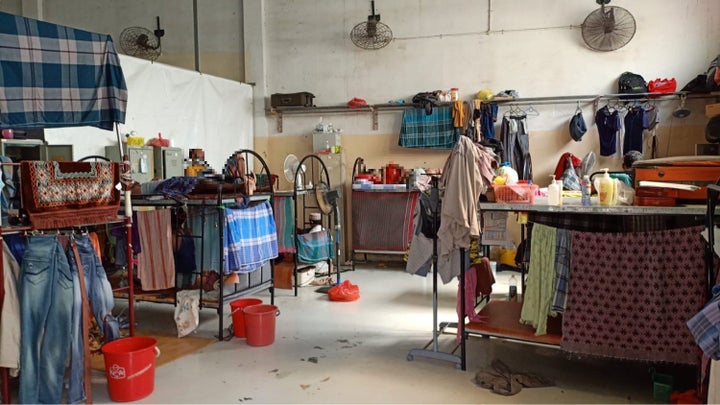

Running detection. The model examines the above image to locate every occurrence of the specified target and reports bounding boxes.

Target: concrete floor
[90,263,695,404]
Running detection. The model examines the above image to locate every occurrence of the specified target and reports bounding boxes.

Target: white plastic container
[598,168,615,206]
[548,176,561,206]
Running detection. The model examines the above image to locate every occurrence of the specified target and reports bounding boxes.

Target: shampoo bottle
[598,168,615,206]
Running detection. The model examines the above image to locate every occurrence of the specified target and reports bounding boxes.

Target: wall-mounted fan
[283,154,307,190]
[581,0,636,52]
[119,16,165,61]
[350,0,393,50]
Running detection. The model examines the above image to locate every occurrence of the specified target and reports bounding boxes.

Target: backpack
[412,91,440,115]
[618,72,647,98]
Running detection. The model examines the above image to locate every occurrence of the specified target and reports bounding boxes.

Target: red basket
[492,184,538,204]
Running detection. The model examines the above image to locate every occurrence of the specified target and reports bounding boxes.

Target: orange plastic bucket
[101,336,160,402]
[243,304,279,346]
[230,298,263,338]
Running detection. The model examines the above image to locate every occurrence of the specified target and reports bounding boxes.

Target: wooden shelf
[466,300,562,347]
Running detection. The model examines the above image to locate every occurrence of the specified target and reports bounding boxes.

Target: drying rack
[406,179,466,370]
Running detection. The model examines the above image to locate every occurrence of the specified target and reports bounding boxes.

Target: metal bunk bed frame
[127,149,277,341]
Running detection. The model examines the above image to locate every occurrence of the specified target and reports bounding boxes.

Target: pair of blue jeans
[18,235,73,404]
[67,234,120,403]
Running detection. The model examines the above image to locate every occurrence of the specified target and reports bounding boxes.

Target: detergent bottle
[598,168,615,206]
[548,175,561,206]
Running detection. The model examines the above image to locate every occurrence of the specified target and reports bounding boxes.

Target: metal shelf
[266,91,720,133]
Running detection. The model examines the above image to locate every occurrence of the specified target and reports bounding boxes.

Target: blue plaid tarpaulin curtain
[0,12,127,130]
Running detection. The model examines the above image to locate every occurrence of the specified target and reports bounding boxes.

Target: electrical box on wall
[105,145,155,183]
[153,146,183,179]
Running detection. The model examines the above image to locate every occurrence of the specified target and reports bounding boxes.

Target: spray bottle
[598,168,615,206]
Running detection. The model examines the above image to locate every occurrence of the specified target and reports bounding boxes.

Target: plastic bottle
[508,274,518,301]
[581,175,592,206]
[548,176,561,206]
[450,87,459,101]
[598,168,615,206]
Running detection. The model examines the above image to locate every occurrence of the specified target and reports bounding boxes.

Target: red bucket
[101,336,160,402]
[243,304,280,346]
[230,298,263,338]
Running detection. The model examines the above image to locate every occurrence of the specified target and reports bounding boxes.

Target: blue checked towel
[399,106,458,149]
[0,12,127,130]
[296,229,333,263]
[223,201,279,273]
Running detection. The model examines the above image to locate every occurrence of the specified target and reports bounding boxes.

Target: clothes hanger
[525,105,539,117]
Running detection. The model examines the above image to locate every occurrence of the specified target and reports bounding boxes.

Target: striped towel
[224,201,279,273]
[136,209,175,291]
[399,106,458,149]
[272,195,295,253]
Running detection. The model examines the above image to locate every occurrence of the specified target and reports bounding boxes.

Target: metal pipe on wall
[193,0,200,72]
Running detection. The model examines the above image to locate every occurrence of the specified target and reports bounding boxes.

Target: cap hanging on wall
[569,106,588,141]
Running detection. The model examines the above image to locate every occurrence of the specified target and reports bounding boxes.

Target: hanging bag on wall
[618,72,648,98]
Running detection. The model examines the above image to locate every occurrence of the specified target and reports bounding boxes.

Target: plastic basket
[492,184,538,204]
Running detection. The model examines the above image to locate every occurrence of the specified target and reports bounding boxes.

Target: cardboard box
[706,103,720,118]
[274,262,294,290]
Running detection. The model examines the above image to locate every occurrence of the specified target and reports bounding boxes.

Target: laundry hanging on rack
[623,106,648,155]
[399,106,458,149]
[0,242,20,377]
[437,136,494,282]
[595,105,623,157]
[136,209,176,291]
[499,115,532,181]
[223,200,278,273]
[18,234,74,404]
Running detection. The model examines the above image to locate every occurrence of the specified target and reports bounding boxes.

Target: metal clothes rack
[406,180,466,370]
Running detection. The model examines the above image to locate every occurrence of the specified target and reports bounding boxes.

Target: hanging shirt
[623,106,648,154]
[595,106,621,157]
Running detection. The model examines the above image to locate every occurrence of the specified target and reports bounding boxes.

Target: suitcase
[271,92,315,108]
[633,156,720,202]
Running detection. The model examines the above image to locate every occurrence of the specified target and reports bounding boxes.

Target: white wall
[255,0,720,139]
[45,55,253,171]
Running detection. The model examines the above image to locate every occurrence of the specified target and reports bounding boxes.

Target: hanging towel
[272,194,295,253]
[519,223,558,336]
[136,209,176,291]
[399,106,457,149]
[452,100,465,128]
[224,201,279,273]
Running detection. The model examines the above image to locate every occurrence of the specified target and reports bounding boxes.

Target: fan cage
[581,5,636,52]
[350,21,393,50]
[119,27,162,61]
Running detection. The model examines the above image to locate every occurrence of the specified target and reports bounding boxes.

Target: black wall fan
[119,16,165,61]
[581,0,636,52]
[350,0,393,50]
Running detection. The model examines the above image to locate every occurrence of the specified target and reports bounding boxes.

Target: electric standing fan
[581,0,636,52]
[315,181,342,291]
[283,154,306,190]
